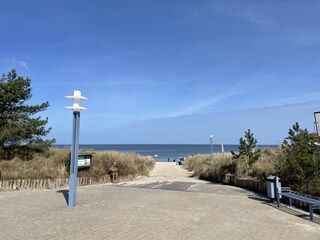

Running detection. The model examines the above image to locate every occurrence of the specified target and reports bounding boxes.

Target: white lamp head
[66,90,88,112]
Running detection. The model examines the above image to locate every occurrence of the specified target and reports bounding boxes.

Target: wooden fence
[0,174,134,191]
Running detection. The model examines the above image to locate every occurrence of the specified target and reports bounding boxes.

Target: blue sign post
[209,134,213,162]
[66,90,87,208]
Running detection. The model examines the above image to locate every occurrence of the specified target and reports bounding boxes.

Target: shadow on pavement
[249,195,320,225]
[273,204,320,224]
[248,195,271,204]
[56,190,69,205]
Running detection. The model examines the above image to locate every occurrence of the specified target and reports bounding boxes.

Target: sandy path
[146,162,201,181]
[121,162,204,185]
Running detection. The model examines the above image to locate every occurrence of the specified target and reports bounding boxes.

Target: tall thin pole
[210,135,213,162]
[221,142,224,153]
[314,112,320,136]
[68,111,80,208]
[66,90,87,208]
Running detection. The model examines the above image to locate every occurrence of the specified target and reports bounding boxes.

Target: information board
[78,154,92,169]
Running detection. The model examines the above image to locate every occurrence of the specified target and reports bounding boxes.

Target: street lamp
[66,90,87,208]
[209,134,213,162]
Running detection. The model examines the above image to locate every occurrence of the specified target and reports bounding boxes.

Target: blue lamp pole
[209,134,213,162]
[66,90,87,208]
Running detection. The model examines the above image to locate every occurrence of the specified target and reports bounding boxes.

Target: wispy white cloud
[166,78,260,117]
[168,90,241,117]
[261,92,320,108]
[2,57,29,70]
[18,60,28,69]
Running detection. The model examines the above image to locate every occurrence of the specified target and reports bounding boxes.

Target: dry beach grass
[184,148,285,180]
[0,148,155,180]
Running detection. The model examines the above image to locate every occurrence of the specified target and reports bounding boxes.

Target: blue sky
[1,0,320,145]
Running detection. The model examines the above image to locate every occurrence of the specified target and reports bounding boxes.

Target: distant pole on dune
[209,134,213,162]
[314,111,320,136]
[66,90,87,208]
[221,142,224,152]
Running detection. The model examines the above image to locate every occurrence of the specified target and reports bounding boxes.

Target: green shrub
[301,175,320,196]
[281,122,320,194]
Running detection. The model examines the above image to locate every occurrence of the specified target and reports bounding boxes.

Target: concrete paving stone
[0,162,319,240]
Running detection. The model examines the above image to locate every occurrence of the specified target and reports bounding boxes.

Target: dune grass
[184,147,320,196]
[0,148,155,180]
[184,152,234,180]
[78,151,155,177]
[0,148,69,179]
[250,148,286,180]
[184,148,285,181]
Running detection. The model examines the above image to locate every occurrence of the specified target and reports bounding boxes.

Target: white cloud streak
[168,90,241,117]
[18,60,28,69]
[261,92,320,108]
[167,78,259,117]
[2,57,29,70]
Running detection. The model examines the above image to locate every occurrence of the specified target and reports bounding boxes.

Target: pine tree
[238,129,261,165]
[281,122,320,192]
[0,69,55,159]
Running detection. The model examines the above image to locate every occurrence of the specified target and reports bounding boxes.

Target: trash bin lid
[266,175,275,182]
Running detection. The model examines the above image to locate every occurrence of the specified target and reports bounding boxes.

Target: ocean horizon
[53,144,278,162]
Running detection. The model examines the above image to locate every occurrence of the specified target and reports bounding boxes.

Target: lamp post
[314,111,320,136]
[66,90,87,208]
[209,134,213,162]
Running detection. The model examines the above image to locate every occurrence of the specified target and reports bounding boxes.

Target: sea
[53,144,278,162]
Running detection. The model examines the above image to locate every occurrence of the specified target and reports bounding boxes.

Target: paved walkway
[0,162,319,239]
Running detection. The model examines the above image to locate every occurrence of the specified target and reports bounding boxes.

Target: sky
[1,0,320,145]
